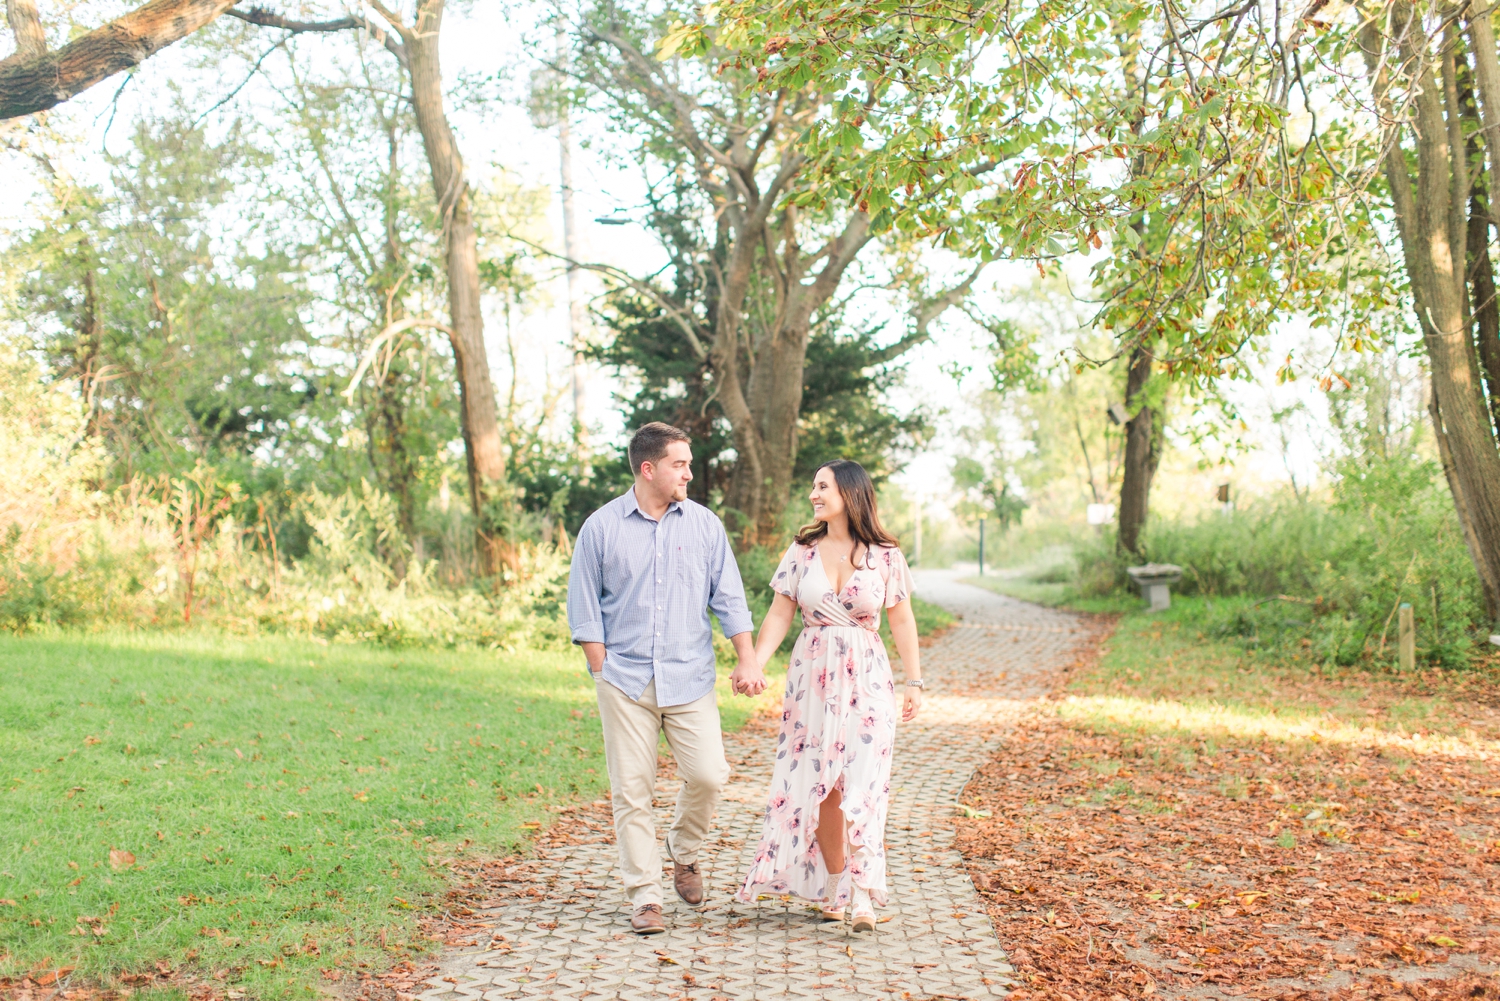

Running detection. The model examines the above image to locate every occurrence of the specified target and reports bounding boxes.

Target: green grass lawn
[0,632,613,996]
[0,631,788,999]
[0,599,940,997]
[1061,595,1500,747]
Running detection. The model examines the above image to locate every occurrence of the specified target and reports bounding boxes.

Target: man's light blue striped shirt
[566,488,754,708]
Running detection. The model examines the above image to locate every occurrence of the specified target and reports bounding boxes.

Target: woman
[736,459,923,932]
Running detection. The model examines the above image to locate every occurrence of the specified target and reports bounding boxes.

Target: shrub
[242,484,571,649]
[1072,454,1486,665]
[0,343,573,648]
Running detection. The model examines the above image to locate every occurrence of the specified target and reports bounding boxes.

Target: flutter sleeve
[881,546,914,608]
[770,542,805,600]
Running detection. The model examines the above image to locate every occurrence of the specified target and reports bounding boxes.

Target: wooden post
[1398,603,1415,671]
[977,517,986,576]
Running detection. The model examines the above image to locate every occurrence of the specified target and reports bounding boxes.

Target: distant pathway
[408,571,1094,1000]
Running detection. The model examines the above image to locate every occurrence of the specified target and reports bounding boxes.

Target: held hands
[901,685,923,722]
[729,657,768,697]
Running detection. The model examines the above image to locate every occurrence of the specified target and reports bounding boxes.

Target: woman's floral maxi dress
[736,542,914,910]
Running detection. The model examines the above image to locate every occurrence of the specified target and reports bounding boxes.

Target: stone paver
[411,570,1094,1000]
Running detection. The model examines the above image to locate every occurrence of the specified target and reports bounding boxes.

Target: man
[567,422,768,935]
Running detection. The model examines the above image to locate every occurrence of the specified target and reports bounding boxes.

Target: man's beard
[671,483,689,501]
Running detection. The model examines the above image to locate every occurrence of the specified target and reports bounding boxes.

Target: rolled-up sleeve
[567,519,605,645]
[705,521,754,638]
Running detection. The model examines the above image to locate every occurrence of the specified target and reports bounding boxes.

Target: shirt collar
[623,486,682,521]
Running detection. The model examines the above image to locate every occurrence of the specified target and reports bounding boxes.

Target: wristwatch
[905,678,925,689]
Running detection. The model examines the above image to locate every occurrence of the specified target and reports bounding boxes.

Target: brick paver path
[410,570,1093,1000]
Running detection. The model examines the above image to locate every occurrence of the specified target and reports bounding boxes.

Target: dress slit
[816,787,881,909]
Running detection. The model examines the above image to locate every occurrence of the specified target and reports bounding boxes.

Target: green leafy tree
[593,290,932,518]
[562,0,982,541]
[685,0,1500,622]
[5,117,313,484]
[264,40,463,555]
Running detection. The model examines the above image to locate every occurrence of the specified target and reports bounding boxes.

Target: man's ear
[639,460,654,481]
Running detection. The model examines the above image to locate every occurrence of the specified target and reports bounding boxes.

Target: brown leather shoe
[630,903,666,935]
[673,861,704,905]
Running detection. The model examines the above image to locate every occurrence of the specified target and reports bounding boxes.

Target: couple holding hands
[566,422,924,935]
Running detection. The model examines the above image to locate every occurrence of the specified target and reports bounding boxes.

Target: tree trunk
[0,0,240,119]
[372,88,417,551]
[1362,6,1500,624]
[365,362,417,547]
[718,212,871,543]
[77,261,105,440]
[404,0,509,574]
[1431,383,1500,618]
[1117,341,1157,556]
[1468,8,1500,434]
[557,22,590,474]
[724,314,812,541]
[1462,116,1500,436]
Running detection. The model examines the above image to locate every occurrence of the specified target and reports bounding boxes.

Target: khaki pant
[594,676,728,908]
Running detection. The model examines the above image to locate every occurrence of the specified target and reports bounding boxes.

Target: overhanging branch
[870,261,991,364]
[518,237,710,361]
[0,0,242,120]
[228,5,407,66]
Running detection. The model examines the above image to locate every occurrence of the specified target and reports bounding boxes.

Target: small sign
[1086,503,1115,525]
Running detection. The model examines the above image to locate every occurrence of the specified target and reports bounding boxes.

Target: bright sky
[0,1,1405,522]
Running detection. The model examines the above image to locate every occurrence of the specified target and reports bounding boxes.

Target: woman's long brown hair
[794,459,900,565]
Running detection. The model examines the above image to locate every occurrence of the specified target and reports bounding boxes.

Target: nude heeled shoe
[820,869,846,921]
[851,885,876,932]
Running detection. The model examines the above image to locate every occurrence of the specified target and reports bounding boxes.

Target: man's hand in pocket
[582,641,605,679]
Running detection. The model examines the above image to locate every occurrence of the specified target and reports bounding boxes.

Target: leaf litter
[956,642,1500,1000]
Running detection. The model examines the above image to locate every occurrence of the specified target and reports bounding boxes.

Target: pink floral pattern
[737,541,914,910]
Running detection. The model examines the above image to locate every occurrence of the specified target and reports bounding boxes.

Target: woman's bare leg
[817,786,846,874]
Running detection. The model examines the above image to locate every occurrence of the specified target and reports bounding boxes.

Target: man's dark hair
[628,422,692,475]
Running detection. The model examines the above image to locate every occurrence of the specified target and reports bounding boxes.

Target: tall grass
[0,347,569,647]
[1071,456,1487,666]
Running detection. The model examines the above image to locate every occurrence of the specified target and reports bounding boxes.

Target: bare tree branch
[226,7,357,31]
[870,261,991,364]
[190,33,287,127]
[2,0,46,66]
[519,236,710,360]
[1,0,241,119]
[363,0,408,36]
[227,6,407,66]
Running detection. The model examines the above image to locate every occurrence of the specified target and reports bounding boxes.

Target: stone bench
[1126,563,1184,612]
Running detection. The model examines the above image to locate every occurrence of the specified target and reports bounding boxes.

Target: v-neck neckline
[815,540,864,597]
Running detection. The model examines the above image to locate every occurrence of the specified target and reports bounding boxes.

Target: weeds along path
[398,570,1101,1001]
